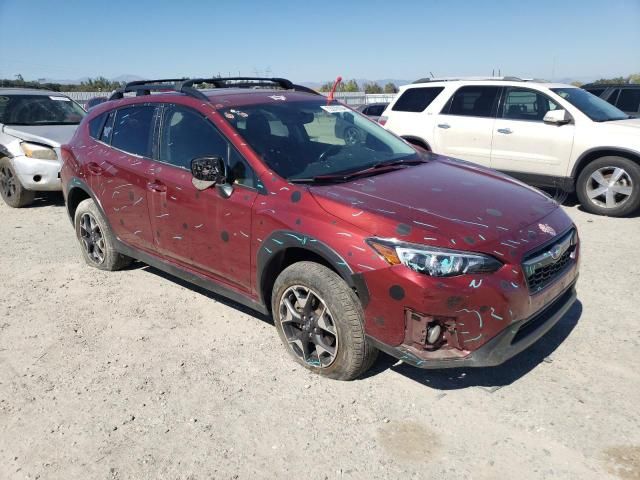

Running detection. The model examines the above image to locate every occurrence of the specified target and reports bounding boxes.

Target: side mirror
[543,109,572,125]
[191,156,226,191]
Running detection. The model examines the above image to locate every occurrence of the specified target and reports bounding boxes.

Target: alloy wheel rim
[79,213,106,264]
[586,166,633,209]
[0,166,16,199]
[279,285,338,368]
[344,127,359,145]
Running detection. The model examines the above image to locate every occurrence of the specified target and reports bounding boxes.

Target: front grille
[522,229,577,293]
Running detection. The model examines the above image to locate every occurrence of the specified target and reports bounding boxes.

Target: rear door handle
[87,162,103,175]
[497,128,512,134]
[147,181,167,193]
[437,123,451,129]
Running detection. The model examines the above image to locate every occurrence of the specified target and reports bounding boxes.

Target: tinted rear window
[444,86,500,118]
[88,113,106,139]
[111,106,156,157]
[616,89,640,112]
[392,87,444,112]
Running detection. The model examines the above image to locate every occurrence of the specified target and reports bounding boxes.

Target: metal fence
[63,91,398,108]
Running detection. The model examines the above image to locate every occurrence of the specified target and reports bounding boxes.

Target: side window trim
[98,110,116,145]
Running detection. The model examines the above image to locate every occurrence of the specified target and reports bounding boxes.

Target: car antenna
[327,76,342,104]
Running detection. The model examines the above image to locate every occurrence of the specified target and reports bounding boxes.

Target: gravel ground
[0,193,639,480]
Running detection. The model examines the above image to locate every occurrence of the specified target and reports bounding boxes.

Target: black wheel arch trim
[0,144,13,159]
[571,146,640,178]
[256,230,369,307]
[65,177,114,232]
[401,135,431,150]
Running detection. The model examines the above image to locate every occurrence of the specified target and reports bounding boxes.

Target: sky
[1,0,639,84]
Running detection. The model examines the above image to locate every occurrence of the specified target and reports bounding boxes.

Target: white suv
[380,77,640,216]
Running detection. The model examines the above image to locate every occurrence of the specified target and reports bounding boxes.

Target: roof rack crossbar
[108,76,320,101]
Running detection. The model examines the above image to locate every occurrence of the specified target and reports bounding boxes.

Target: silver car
[0,88,85,207]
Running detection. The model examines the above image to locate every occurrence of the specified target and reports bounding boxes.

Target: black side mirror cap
[191,156,226,191]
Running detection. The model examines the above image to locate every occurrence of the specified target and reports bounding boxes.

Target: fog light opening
[426,323,442,345]
[33,175,42,183]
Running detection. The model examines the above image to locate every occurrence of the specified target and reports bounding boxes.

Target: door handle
[497,128,513,134]
[87,162,103,175]
[437,123,451,129]
[147,181,167,193]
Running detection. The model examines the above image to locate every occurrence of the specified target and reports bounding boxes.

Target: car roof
[0,87,63,96]
[582,83,639,89]
[403,80,574,90]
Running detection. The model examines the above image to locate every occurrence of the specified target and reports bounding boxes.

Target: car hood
[309,155,565,254]
[601,117,640,131]
[2,124,78,147]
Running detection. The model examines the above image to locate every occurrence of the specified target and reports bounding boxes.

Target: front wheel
[272,261,378,380]
[0,157,35,208]
[576,156,640,216]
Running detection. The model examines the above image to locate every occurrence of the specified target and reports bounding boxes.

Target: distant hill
[35,74,145,85]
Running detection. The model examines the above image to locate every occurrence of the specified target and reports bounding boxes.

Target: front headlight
[367,238,502,277]
[21,142,58,160]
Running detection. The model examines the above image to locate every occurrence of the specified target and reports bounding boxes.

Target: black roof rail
[108,76,320,102]
[180,77,320,95]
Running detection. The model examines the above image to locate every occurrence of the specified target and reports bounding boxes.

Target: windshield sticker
[230,109,248,118]
[49,96,71,101]
[268,95,286,101]
[0,96,8,103]
[321,105,351,114]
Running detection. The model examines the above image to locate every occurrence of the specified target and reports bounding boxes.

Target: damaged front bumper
[367,281,577,369]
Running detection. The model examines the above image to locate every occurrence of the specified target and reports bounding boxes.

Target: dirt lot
[0,194,638,480]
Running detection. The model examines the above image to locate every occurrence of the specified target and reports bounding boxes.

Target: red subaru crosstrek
[60,77,580,380]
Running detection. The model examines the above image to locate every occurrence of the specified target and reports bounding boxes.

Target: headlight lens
[21,142,57,160]
[367,238,502,277]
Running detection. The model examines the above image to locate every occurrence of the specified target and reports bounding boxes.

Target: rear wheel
[576,156,640,216]
[0,158,35,208]
[74,198,132,271]
[272,261,377,380]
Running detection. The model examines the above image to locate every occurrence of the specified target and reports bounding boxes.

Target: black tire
[74,198,132,271]
[0,157,35,208]
[576,156,640,217]
[272,261,378,380]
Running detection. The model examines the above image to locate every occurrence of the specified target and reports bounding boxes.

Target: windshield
[551,88,629,122]
[0,94,86,126]
[221,100,417,181]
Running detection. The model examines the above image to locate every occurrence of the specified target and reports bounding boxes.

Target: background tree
[571,81,584,87]
[363,82,383,94]
[343,79,360,92]
[628,73,640,84]
[383,82,398,93]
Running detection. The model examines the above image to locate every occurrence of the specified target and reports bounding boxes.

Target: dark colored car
[85,96,108,110]
[60,77,579,380]
[355,102,389,122]
[582,83,640,116]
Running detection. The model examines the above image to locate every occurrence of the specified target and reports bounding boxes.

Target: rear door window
[615,89,640,113]
[443,86,500,118]
[111,105,157,157]
[392,87,444,112]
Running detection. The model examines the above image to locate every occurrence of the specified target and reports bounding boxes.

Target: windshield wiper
[290,157,427,184]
